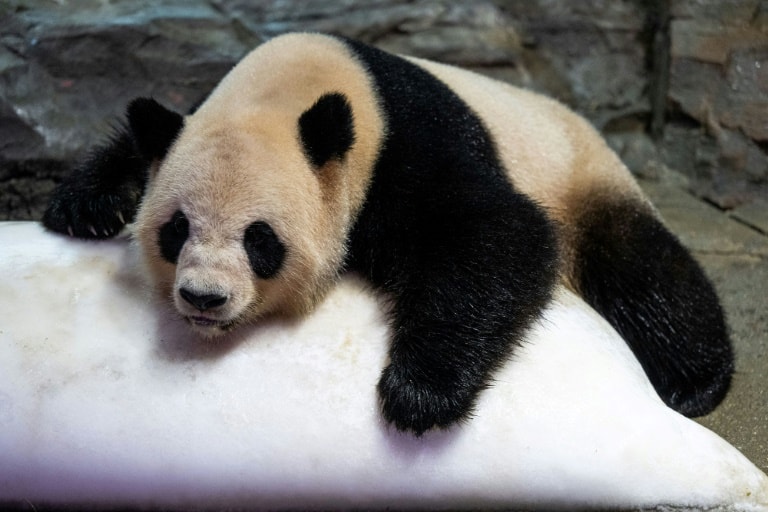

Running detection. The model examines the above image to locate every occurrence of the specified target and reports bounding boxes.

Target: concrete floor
[640,177,768,475]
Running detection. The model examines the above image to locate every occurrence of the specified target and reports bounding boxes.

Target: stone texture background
[0,0,766,219]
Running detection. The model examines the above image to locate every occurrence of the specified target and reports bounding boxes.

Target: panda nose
[179,288,228,311]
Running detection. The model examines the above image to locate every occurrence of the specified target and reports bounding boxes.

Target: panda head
[128,91,364,337]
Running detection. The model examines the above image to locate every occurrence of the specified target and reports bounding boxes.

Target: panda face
[151,205,286,336]
[132,34,386,337]
[133,114,350,337]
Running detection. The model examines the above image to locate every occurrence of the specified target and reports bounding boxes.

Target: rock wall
[665,0,768,208]
[1,0,766,219]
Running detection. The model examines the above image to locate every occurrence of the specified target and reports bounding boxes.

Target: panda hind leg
[573,198,734,417]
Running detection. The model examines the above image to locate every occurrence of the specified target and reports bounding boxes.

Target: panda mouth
[187,315,234,331]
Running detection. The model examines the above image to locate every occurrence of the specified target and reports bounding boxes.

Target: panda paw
[658,361,733,418]
[43,178,138,239]
[377,362,475,436]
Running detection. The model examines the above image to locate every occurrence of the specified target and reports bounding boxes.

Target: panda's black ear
[127,98,184,161]
[299,93,355,169]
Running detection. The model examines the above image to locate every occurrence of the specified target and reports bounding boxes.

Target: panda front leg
[368,201,559,435]
[375,275,517,435]
[43,125,147,238]
[43,98,183,239]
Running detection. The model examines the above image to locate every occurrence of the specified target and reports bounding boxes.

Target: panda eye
[244,221,285,279]
[158,210,189,264]
[172,213,188,233]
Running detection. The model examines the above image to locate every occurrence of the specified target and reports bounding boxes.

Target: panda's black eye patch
[244,221,285,279]
[158,210,189,264]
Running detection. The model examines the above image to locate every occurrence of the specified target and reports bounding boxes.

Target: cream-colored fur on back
[409,57,648,218]
[409,56,652,286]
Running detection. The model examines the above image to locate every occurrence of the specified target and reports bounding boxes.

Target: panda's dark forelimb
[343,37,558,434]
[341,116,560,434]
[42,98,183,239]
[359,191,559,435]
[42,122,148,239]
[573,199,734,417]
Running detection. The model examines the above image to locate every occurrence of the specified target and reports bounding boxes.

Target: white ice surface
[0,221,766,510]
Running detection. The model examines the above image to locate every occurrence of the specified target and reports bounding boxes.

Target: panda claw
[117,212,125,225]
[67,226,74,237]
[89,225,98,237]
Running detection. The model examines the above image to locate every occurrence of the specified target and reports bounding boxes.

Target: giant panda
[43,32,733,435]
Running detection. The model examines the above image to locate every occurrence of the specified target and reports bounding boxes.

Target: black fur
[299,93,356,168]
[159,210,189,264]
[341,39,559,435]
[42,124,147,239]
[573,200,733,417]
[42,99,184,239]
[243,221,286,279]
